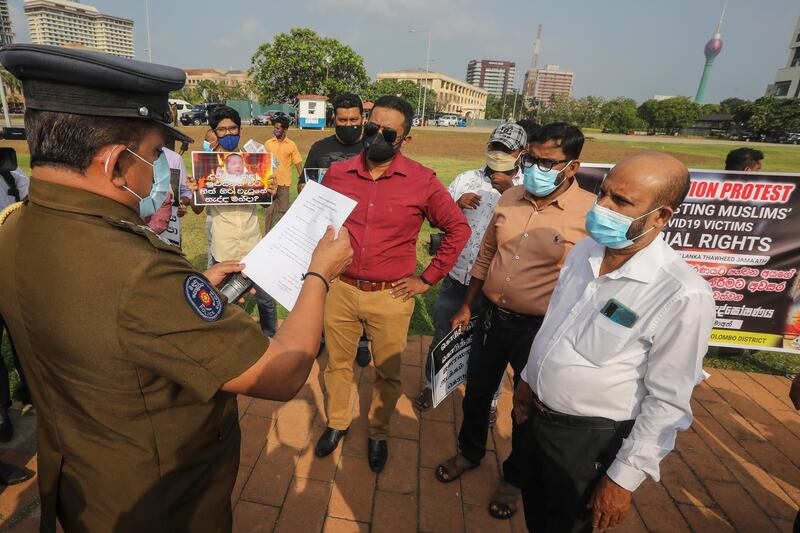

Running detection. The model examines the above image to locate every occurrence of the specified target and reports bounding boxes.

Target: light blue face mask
[203,140,213,151]
[123,149,171,219]
[523,160,572,197]
[585,202,661,249]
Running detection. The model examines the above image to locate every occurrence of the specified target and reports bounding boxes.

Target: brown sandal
[435,455,478,483]
[488,482,520,519]
[413,388,433,412]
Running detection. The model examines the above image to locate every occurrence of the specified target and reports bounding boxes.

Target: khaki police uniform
[0,45,269,532]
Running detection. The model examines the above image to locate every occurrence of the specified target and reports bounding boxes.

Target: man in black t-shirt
[300,93,372,367]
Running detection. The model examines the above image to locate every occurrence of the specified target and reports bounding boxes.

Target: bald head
[608,152,690,210]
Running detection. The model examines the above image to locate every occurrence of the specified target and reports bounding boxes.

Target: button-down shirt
[323,152,470,284]
[522,234,714,492]
[447,167,523,285]
[471,180,595,315]
[207,204,261,262]
[265,136,302,186]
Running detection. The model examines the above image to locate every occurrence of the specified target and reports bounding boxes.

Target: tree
[360,79,436,118]
[719,97,750,116]
[700,103,721,116]
[484,94,504,119]
[250,28,369,104]
[599,97,644,133]
[743,97,800,138]
[637,97,701,134]
[1,69,22,102]
[572,96,606,128]
[537,94,575,124]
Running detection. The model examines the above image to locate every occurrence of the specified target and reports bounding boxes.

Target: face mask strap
[126,148,154,168]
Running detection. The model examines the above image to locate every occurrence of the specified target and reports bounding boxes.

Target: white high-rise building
[25,0,134,59]
[0,0,14,45]
[765,15,800,98]
[466,60,516,97]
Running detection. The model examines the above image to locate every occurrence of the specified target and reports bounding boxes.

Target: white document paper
[242,180,357,310]
[243,139,266,153]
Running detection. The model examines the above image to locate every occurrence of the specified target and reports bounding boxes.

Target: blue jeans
[210,256,276,337]
[423,276,486,387]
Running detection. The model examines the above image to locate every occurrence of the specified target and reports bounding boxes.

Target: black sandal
[489,483,520,519]
[435,455,478,483]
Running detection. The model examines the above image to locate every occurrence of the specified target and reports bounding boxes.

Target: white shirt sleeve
[448,172,466,201]
[12,168,29,198]
[606,289,715,491]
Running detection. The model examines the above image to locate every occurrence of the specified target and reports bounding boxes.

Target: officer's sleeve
[116,254,269,402]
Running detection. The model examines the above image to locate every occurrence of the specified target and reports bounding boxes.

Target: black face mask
[363,131,399,163]
[336,124,363,145]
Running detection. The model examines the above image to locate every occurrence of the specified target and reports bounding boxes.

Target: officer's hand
[513,380,533,425]
[309,226,353,282]
[589,476,632,531]
[389,276,430,302]
[457,192,481,210]
[790,373,800,410]
[450,304,472,332]
[204,261,255,303]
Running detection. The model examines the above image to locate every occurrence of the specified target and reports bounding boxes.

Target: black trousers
[521,406,634,533]
[0,315,30,408]
[458,304,543,487]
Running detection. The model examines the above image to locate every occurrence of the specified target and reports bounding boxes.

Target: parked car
[778,132,800,144]
[435,114,459,127]
[168,99,194,121]
[179,102,224,126]
[250,113,273,126]
[455,117,467,127]
[271,111,296,125]
[729,131,762,142]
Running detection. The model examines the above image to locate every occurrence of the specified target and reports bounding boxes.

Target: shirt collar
[27,178,141,223]
[345,152,410,180]
[517,177,580,210]
[587,233,667,283]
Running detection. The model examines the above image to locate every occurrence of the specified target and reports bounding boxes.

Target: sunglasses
[364,122,399,144]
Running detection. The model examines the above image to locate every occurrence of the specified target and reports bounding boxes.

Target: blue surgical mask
[585,202,661,249]
[218,134,240,151]
[273,128,283,139]
[523,161,571,197]
[203,140,213,151]
[123,149,171,219]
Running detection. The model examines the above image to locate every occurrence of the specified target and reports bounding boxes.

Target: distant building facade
[765,15,800,99]
[0,0,13,45]
[376,69,488,118]
[684,113,734,137]
[466,59,516,97]
[184,68,252,88]
[529,64,574,104]
[24,0,134,59]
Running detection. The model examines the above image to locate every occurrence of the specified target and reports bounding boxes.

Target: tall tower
[694,0,726,103]
[522,25,542,103]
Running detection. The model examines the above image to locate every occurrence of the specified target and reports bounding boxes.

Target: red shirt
[323,152,470,284]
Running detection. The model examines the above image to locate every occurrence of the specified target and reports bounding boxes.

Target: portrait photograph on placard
[191,151,274,206]
[303,167,327,184]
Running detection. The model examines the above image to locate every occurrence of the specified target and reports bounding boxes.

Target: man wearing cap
[436,122,595,521]
[413,123,526,412]
[0,44,352,532]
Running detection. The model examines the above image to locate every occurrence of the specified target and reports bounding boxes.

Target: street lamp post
[144,0,152,62]
[410,29,431,125]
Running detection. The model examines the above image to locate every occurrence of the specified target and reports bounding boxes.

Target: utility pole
[144,0,152,61]
[511,91,518,121]
[0,78,10,127]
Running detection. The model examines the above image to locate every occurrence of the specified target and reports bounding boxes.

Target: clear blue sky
[7,0,799,103]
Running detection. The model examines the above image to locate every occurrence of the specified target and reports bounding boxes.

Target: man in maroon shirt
[316,95,470,471]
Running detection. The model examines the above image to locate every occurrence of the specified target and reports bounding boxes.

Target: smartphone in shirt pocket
[573,299,638,364]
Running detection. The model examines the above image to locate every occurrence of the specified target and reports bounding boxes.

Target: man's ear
[98,144,128,186]
[565,159,581,178]
[401,134,412,148]
[655,205,674,228]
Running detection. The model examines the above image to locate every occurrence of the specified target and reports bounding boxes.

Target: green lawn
[3,136,799,380]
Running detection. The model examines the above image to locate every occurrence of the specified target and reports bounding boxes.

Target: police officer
[0,44,352,532]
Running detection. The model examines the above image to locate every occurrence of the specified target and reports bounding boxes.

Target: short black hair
[532,122,584,160]
[209,106,241,129]
[373,95,414,135]
[273,116,290,129]
[25,109,156,171]
[333,93,363,114]
[516,119,541,142]
[725,147,764,171]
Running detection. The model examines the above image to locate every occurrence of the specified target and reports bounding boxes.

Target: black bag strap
[0,170,19,202]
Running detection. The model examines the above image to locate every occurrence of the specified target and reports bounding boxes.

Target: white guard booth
[297,95,328,130]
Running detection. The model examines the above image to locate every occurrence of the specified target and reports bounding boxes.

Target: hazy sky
[7,0,799,103]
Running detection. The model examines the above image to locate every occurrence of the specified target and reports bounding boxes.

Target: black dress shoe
[356,342,372,367]
[368,438,388,472]
[0,408,12,443]
[0,461,32,486]
[315,427,348,457]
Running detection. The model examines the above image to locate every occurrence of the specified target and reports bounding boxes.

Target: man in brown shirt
[436,123,595,521]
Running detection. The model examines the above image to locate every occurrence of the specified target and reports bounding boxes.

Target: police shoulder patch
[183,274,223,322]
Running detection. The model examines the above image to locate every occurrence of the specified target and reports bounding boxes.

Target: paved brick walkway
[1,336,799,532]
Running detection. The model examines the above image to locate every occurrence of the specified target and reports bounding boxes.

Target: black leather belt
[531,393,633,431]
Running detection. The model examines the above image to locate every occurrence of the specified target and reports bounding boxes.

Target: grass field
[3,126,800,378]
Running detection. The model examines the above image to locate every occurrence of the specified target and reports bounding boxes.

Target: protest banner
[576,164,800,355]
[191,151,274,206]
[429,317,478,407]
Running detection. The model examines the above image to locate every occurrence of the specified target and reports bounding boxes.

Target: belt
[531,393,633,430]
[492,305,542,324]
[339,274,394,292]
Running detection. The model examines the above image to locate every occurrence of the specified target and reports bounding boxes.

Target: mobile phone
[601,299,638,328]
[219,272,254,304]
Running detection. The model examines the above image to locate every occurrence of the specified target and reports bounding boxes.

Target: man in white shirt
[514,152,714,532]
[412,123,527,412]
